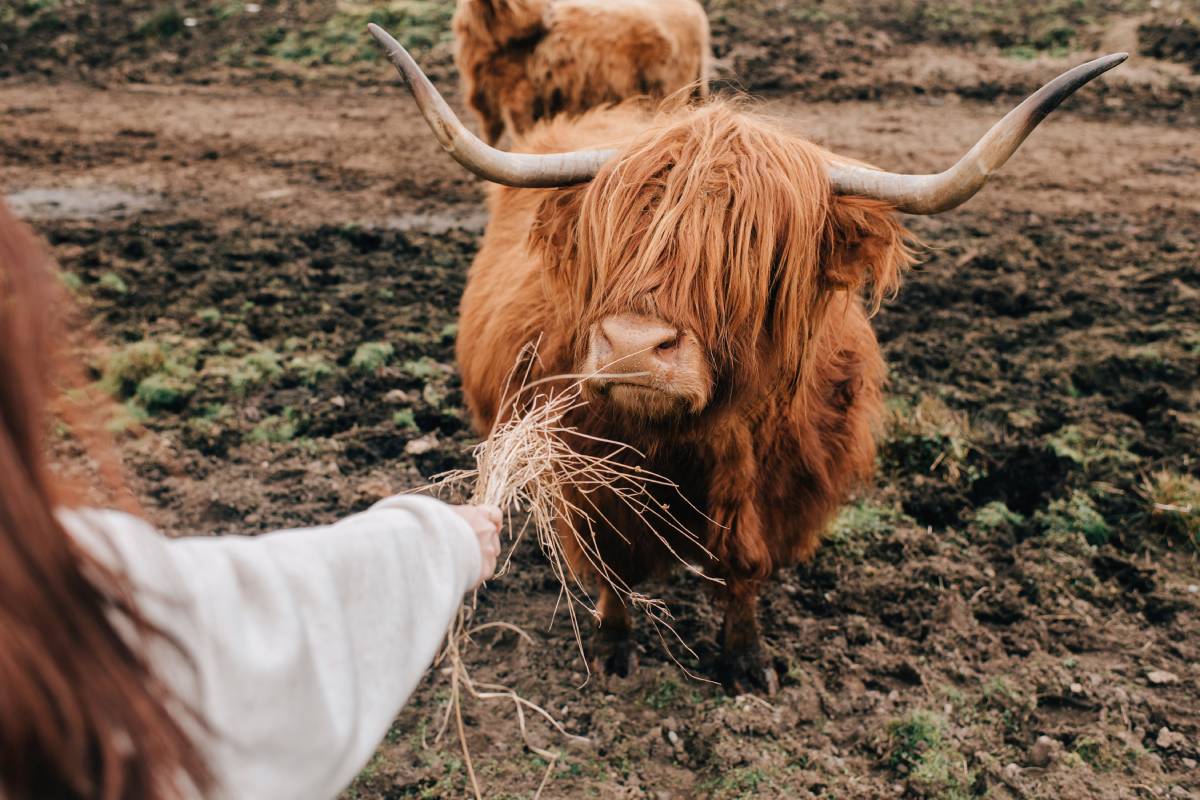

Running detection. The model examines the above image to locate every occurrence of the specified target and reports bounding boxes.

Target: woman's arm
[63,495,483,799]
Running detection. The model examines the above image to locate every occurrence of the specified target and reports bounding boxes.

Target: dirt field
[4,1,1199,798]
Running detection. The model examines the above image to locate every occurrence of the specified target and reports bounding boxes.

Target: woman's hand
[451,505,502,588]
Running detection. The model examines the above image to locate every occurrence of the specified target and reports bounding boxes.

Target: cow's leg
[717,577,778,695]
[593,582,636,677]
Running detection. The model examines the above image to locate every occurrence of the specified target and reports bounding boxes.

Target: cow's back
[453,0,710,144]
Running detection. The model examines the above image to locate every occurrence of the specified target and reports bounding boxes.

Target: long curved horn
[367,23,616,187]
[827,53,1127,214]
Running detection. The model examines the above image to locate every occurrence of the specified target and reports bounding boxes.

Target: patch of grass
[1046,424,1140,472]
[1141,470,1200,548]
[1036,490,1112,547]
[289,353,335,386]
[266,1,454,66]
[247,407,303,444]
[101,339,197,415]
[102,341,167,396]
[886,711,974,800]
[59,270,83,293]
[97,272,129,295]
[134,372,196,413]
[352,341,395,374]
[979,677,1034,736]
[230,349,283,396]
[1073,736,1121,771]
[972,501,1024,533]
[642,676,682,710]
[392,408,418,431]
[885,395,979,485]
[826,498,912,554]
[698,766,772,798]
[196,307,222,325]
[401,356,445,381]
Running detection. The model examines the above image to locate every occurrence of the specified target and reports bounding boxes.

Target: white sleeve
[63,494,479,800]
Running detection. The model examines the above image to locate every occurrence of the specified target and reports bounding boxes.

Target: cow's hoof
[592,637,638,678]
[718,650,780,696]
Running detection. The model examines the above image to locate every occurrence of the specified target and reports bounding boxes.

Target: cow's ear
[821,195,915,313]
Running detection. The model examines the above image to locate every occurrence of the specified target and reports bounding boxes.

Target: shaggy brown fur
[453,0,711,144]
[457,101,915,691]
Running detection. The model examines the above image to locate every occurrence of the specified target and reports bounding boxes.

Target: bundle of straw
[422,346,720,798]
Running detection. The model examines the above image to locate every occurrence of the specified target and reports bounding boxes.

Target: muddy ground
[4,1,1200,798]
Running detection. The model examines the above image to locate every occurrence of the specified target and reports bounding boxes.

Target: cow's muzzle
[582,314,711,415]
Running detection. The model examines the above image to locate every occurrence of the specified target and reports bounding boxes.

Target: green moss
[352,341,395,374]
[101,339,199,416]
[231,349,283,396]
[826,499,912,554]
[391,408,418,431]
[289,353,334,386]
[1046,424,1140,472]
[135,372,195,413]
[196,307,222,325]
[887,711,974,799]
[97,272,129,295]
[59,270,83,293]
[248,408,303,444]
[1036,490,1112,546]
[1072,736,1124,771]
[102,341,167,396]
[401,356,443,380]
[266,1,453,66]
[972,501,1024,532]
[697,766,772,798]
[642,676,681,710]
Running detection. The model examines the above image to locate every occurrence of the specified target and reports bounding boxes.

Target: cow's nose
[591,314,681,373]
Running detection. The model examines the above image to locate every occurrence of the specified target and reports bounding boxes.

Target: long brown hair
[0,200,210,798]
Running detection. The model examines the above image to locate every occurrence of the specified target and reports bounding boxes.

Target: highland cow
[369,24,1124,692]
[453,0,710,145]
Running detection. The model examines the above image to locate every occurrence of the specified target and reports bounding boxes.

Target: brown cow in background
[453,0,710,144]
[370,24,1125,693]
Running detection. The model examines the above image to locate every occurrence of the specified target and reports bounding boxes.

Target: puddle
[383,209,488,234]
[5,187,162,220]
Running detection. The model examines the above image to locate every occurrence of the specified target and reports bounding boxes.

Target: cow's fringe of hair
[419,344,718,799]
[530,101,917,411]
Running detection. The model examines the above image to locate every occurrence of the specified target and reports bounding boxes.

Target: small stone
[1182,758,1197,770]
[383,389,413,404]
[183,17,198,27]
[1069,682,1084,694]
[330,395,346,409]
[404,432,438,455]
[1146,669,1179,685]
[1156,727,1186,750]
[666,730,680,746]
[1028,735,1060,768]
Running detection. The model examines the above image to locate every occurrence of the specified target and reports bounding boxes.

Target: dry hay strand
[421,344,722,799]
